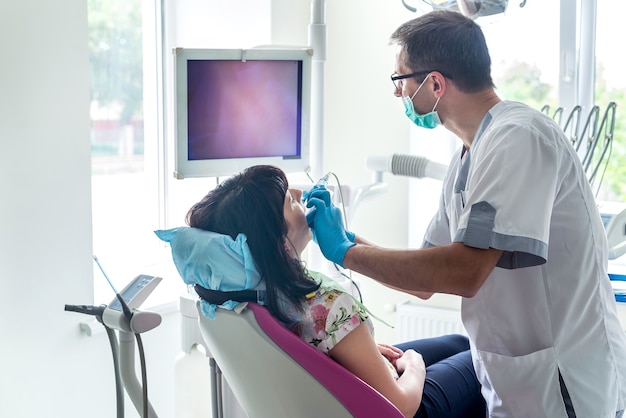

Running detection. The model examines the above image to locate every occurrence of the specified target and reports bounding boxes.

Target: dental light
[401,0,518,20]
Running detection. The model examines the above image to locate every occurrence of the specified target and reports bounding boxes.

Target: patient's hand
[377,344,402,380]
[377,343,403,364]
[395,349,425,377]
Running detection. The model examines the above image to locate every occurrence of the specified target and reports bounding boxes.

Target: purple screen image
[187,59,303,160]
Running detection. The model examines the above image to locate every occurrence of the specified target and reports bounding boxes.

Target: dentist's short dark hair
[390,10,494,92]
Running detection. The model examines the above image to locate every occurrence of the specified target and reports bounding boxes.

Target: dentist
[307,10,626,418]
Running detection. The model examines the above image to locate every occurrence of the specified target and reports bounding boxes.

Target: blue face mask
[401,74,441,129]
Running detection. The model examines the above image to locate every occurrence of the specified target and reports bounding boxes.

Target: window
[594,0,626,203]
[408,1,626,266]
[409,2,561,247]
[483,2,560,110]
[89,0,274,305]
[89,0,179,305]
[595,0,626,266]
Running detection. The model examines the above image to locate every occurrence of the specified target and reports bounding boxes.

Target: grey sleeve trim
[454,201,548,269]
[422,240,436,248]
[494,238,547,269]
[454,228,548,269]
[464,201,496,249]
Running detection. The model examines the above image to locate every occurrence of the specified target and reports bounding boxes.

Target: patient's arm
[329,323,425,418]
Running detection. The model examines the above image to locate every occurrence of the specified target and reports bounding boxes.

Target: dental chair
[197,300,404,418]
[154,226,403,417]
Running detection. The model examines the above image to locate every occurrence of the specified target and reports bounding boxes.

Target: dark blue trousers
[395,334,486,418]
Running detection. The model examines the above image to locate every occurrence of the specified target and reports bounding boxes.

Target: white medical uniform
[424,101,626,417]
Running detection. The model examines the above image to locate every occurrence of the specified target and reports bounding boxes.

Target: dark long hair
[186,165,320,323]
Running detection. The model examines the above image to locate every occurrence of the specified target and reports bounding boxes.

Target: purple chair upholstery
[197,301,404,418]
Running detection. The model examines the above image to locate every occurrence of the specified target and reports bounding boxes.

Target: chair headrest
[155,227,265,318]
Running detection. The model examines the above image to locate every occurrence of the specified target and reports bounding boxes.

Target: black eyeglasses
[390,70,453,90]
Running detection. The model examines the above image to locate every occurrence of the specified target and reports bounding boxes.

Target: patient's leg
[394,334,469,367]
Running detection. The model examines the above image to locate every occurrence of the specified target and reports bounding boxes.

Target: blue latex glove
[305,187,329,225]
[302,183,326,204]
[307,219,355,245]
[306,187,355,243]
[306,192,356,267]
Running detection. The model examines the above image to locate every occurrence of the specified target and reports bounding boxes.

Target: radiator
[395,302,467,342]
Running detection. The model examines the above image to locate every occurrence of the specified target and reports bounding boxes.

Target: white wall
[0,0,428,417]
[0,1,105,416]
[0,1,177,417]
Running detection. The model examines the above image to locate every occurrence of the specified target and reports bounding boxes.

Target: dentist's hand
[304,186,331,228]
[305,187,355,243]
[302,183,326,204]
[306,189,355,267]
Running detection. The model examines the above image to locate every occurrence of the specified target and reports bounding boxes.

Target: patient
[180,165,485,418]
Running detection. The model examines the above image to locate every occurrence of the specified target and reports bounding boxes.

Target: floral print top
[289,285,374,355]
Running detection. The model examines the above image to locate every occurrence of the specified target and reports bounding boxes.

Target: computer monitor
[173,47,313,179]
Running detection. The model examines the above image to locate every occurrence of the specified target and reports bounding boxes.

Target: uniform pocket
[476,346,568,418]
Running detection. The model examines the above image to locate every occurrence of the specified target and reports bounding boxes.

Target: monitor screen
[173,47,313,179]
